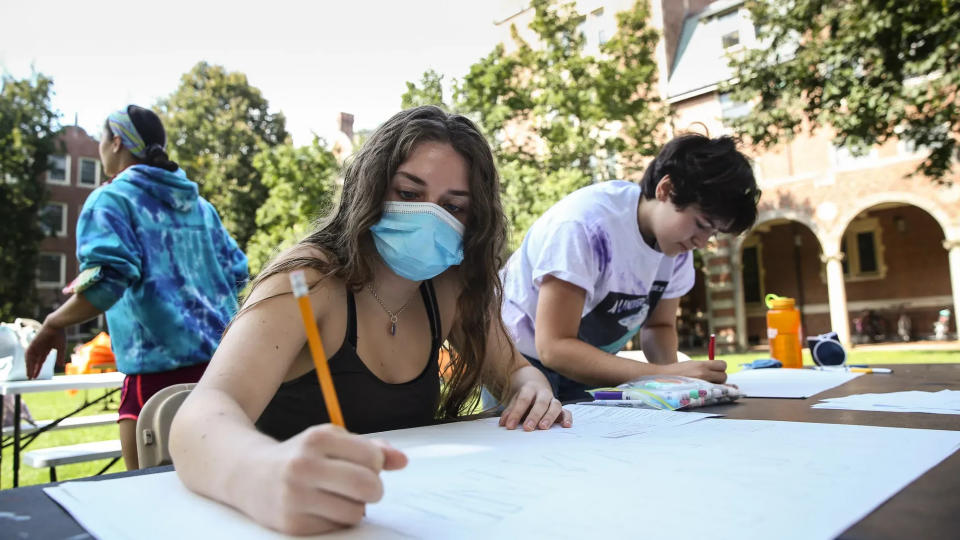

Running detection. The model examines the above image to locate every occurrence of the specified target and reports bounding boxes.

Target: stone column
[943,239,960,339]
[821,251,851,347]
[704,237,737,351]
[730,249,748,350]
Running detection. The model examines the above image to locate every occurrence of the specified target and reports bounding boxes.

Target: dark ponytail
[127,105,179,172]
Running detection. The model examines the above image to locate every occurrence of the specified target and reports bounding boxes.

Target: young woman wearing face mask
[169,106,571,536]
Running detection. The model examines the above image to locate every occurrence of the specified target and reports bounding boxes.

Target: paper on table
[541,403,718,438]
[45,472,404,540]
[44,414,960,540]
[727,368,862,398]
[813,389,960,414]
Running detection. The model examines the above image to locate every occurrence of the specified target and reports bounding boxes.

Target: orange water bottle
[765,294,802,368]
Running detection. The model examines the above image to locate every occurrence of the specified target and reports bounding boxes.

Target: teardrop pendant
[389,315,398,336]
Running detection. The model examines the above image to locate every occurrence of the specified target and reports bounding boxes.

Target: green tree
[726,0,960,181]
[245,139,340,275]
[401,69,449,110]
[157,62,289,249]
[0,72,60,320]
[450,0,663,248]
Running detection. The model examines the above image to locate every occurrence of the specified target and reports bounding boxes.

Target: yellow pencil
[289,270,345,428]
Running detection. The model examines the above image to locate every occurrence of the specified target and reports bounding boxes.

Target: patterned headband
[107,109,147,158]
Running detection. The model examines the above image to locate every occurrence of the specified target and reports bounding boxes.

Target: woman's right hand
[665,360,728,383]
[247,424,408,536]
[25,322,66,379]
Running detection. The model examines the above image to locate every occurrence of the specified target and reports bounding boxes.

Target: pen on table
[290,270,345,428]
[708,333,716,361]
[849,367,893,374]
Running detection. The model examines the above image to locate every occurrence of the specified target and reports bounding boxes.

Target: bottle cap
[765,294,795,310]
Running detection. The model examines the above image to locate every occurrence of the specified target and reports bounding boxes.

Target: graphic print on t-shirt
[578,279,668,353]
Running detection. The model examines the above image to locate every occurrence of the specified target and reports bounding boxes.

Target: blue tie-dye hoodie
[75,164,248,375]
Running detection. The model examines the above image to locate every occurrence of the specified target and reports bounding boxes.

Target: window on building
[722,30,740,49]
[75,314,107,340]
[840,238,850,274]
[832,142,879,170]
[592,7,610,46]
[47,155,69,184]
[37,252,66,288]
[719,92,751,122]
[742,245,762,304]
[79,158,100,187]
[716,9,743,50]
[840,217,886,280]
[897,124,953,158]
[579,7,616,55]
[855,232,878,272]
[39,202,68,237]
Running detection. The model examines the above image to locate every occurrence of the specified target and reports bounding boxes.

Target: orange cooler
[766,294,802,368]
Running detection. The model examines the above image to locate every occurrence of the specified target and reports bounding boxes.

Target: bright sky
[0,0,505,145]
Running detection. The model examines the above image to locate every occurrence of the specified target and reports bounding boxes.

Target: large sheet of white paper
[45,410,959,540]
[727,368,862,398]
[503,403,719,437]
[813,389,960,414]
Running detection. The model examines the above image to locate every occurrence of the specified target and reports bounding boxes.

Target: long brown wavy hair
[243,106,509,419]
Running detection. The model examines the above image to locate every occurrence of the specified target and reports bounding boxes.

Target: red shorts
[118,362,208,422]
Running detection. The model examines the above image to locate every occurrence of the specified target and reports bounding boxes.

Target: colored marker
[290,270,345,428]
[850,367,893,374]
[708,333,716,361]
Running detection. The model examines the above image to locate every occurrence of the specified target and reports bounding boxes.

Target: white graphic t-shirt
[500,181,695,358]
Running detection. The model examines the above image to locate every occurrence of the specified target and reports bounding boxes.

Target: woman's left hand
[499,374,573,431]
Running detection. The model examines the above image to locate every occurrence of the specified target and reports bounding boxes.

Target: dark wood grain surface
[1,364,956,539]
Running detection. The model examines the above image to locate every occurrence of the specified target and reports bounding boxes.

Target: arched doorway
[838,203,952,342]
[738,219,824,347]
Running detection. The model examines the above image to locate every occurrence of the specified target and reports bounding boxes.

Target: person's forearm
[170,388,279,513]
[44,293,102,329]
[537,338,671,386]
[640,324,679,365]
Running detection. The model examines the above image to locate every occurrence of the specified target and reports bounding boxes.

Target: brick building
[35,125,106,339]
[659,0,960,349]
[494,0,960,349]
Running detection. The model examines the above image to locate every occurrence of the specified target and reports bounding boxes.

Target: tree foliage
[245,139,340,275]
[401,69,449,110]
[0,72,60,320]
[404,0,664,249]
[157,62,289,249]
[726,0,960,181]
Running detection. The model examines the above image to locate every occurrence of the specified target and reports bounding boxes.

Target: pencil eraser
[289,270,309,298]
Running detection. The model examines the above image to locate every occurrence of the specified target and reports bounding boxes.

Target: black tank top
[256,281,442,439]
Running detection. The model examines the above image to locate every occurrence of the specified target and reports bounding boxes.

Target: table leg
[13,395,21,487]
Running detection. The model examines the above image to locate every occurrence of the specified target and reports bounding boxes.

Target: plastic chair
[136,383,195,468]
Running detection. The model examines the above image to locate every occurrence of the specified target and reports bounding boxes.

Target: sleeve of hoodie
[205,201,248,296]
[74,189,143,311]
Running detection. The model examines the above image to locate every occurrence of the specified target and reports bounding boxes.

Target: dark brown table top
[701,363,960,539]
[1,364,957,539]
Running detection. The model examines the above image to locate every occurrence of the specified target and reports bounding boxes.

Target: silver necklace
[367,283,417,336]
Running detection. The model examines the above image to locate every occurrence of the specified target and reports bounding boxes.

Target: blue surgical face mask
[370,201,465,281]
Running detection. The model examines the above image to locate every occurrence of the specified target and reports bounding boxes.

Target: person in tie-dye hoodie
[25,105,248,469]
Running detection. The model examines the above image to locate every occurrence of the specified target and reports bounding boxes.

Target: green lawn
[2,389,126,490]
[3,347,958,490]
